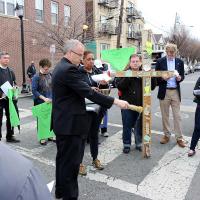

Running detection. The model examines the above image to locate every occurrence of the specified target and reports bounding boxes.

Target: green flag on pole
[7,89,20,128]
[32,102,55,141]
[101,47,136,71]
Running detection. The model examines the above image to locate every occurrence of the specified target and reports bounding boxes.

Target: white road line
[98,130,123,165]
[180,105,196,113]
[182,81,196,84]
[86,172,138,194]
[2,109,32,123]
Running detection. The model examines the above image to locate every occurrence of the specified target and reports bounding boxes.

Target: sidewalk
[18,87,33,99]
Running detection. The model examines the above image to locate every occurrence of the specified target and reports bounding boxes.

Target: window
[64,5,70,26]
[51,1,58,25]
[0,0,23,16]
[100,15,107,31]
[100,43,110,51]
[35,0,43,22]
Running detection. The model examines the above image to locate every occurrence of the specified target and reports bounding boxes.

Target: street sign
[50,44,56,54]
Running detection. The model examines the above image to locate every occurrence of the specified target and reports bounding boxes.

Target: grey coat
[0,143,52,200]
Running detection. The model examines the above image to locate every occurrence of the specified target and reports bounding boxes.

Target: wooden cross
[114,67,174,158]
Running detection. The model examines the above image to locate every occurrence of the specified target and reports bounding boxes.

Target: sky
[137,0,200,39]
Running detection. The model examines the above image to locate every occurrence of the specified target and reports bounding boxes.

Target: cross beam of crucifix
[114,70,175,158]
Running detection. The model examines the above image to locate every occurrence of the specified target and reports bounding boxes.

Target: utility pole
[173,12,178,34]
[116,0,124,48]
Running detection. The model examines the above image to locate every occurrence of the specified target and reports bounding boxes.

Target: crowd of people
[0,41,200,200]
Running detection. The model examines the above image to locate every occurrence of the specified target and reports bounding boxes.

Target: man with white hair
[156,43,186,148]
[52,39,129,200]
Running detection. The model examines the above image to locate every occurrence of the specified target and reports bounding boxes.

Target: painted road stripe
[98,130,123,165]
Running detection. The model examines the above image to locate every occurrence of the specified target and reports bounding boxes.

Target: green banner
[32,102,55,141]
[101,47,136,71]
[7,89,20,128]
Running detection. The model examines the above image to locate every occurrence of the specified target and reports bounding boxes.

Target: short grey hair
[0,51,9,58]
[165,43,177,53]
[63,39,84,54]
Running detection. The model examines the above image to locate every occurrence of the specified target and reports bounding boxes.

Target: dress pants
[0,98,17,139]
[159,89,182,139]
[55,135,85,200]
[80,108,106,162]
[190,105,200,150]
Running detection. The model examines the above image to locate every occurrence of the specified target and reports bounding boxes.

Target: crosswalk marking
[2,106,198,199]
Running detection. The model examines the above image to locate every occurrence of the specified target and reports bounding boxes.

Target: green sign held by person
[32,102,55,141]
[101,47,136,71]
[7,88,20,128]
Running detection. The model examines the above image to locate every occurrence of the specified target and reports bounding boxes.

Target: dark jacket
[52,57,114,137]
[193,77,200,104]
[0,143,52,200]
[78,65,109,89]
[32,72,52,104]
[155,56,184,101]
[116,77,142,106]
[27,64,36,78]
[0,67,16,98]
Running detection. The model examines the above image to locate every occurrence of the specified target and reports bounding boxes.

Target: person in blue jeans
[188,77,200,157]
[116,54,156,154]
[116,54,143,154]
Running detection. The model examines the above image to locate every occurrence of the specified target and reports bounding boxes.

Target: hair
[165,43,177,53]
[0,51,9,58]
[39,58,51,68]
[124,54,140,71]
[83,50,93,60]
[63,39,84,54]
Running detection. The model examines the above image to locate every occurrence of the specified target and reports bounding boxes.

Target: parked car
[184,64,190,75]
[189,65,195,73]
[194,63,200,71]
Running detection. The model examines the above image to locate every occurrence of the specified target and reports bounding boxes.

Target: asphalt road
[1,71,200,200]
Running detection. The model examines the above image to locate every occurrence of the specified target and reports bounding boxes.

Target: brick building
[0,0,86,84]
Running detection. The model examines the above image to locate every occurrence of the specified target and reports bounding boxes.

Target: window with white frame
[100,15,107,31]
[35,0,43,22]
[64,5,70,26]
[51,1,58,25]
[100,43,110,51]
[0,0,23,16]
[128,24,135,37]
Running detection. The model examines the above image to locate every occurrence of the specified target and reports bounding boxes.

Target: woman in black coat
[78,51,109,175]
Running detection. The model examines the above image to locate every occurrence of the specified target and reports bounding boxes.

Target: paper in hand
[91,74,111,83]
[0,81,13,96]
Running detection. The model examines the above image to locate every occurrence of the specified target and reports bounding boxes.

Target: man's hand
[99,80,108,85]
[161,74,171,81]
[91,87,100,92]
[44,98,52,103]
[176,75,181,82]
[114,98,129,109]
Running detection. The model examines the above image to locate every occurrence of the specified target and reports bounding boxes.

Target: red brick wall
[0,0,85,85]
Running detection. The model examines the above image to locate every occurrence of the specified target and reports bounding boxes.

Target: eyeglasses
[71,50,83,58]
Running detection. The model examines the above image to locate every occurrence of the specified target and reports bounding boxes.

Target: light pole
[15,3,28,93]
[82,24,89,44]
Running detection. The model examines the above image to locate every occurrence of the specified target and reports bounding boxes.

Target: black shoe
[55,192,63,199]
[123,147,130,154]
[135,146,142,152]
[6,137,20,143]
